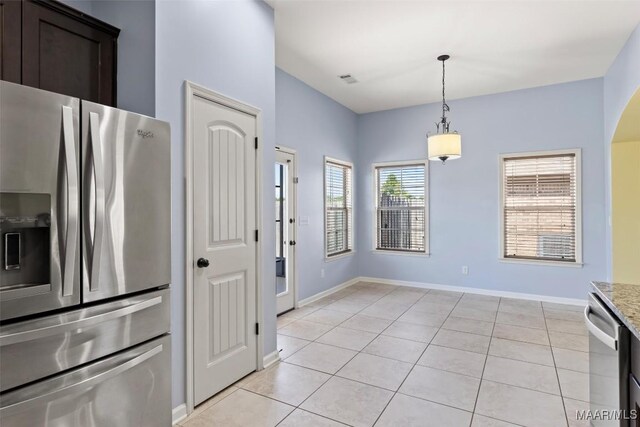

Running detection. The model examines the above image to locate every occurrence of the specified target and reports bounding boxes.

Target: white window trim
[324,156,355,260]
[371,249,430,257]
[324,250,355,262]
[498,148,583,267]
[372,159,430,255]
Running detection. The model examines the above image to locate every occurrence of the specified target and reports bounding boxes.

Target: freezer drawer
[0,81,80,321]
[0,335,171,427]
[0,288,169,392]
[81,101,171,302]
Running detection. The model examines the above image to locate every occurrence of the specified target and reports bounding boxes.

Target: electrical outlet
[320,268,325,278]
[462,266,469,275]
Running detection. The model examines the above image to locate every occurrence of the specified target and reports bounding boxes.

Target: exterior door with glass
[275,148,296,314]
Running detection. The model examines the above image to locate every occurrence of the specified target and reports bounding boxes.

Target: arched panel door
[192,97,258,405]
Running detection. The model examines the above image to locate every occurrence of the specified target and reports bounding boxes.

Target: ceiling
[613,88,640,143]
[268,0,640,114]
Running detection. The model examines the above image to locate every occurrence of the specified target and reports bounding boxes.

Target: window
[325,157,353,257]
[500,150,581,263]
[374,161,427,253]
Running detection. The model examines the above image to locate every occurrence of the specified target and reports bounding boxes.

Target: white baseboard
[172,403,187,425]
[175,353,279,426]
[298,277,360,307]
[263,350,280,369]
[357,276,587,306]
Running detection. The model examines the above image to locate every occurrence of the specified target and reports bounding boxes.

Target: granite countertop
[592,281,640,341]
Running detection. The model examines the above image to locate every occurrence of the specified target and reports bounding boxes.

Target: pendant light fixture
[427,55,461,163]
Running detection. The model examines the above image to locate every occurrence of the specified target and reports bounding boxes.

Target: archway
[611,88,640,284]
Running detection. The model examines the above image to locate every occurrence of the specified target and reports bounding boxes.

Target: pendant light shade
[427,54,462,164]
[427,132,461,162]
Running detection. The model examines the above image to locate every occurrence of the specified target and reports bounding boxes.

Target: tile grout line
[544,303,571,427]
[444,291,489,426]
[191,284,368,426]
[288,293,572,426]
[370,289,495,424]
[423,292,475,426]
[374,292,477,424]
[192,283,585,427]
[279,336,581,398]
[468,298,546,426]
[180,385,241,426]
[282,284,401,426]
[467,296,496,426]
[369,293,439,427]
[249,382,353,427]
[332,285,433,426]
[278,286,423,362]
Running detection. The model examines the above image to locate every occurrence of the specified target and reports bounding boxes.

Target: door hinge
[255,323,260,335]
[293,177,299,184]
[255,137,258,149]
[255,229,259,242]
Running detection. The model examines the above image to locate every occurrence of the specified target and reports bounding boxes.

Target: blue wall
[155,0,276,409]
[275,69,359,300]
[58,0,156,116]
[58,0,93,15]
[276,72,607,301]
[604,24,640,280]
[356,79,607,299]
[92,0,156,116]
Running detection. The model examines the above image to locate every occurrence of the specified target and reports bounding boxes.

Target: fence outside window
[375,162,427,253]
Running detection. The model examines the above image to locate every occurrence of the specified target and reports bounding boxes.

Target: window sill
[372,250,430,258]
[325,251,355,262]
[499,257,583,268]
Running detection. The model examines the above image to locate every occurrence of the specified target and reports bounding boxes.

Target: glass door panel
[275,162,287,296]
[275,149,296,314]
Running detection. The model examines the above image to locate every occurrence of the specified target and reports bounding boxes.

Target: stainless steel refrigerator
[0,81,171,426]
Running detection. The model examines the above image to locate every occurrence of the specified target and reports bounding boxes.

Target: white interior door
[192,95,258,405]
[275,149,296,314]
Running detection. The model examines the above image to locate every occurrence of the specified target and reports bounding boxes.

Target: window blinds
[376,164,426,253]
[325,160,352,256]
[502,153,577,262]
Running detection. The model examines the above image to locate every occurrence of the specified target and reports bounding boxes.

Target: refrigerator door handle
[61,106,78,297]
[0,295,163,346]
[584,298,619,351]
[89,111,105,291]
[0,344,163,416]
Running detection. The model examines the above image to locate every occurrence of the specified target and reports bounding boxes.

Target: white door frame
[275,145,299,311]
[184,80,264,414]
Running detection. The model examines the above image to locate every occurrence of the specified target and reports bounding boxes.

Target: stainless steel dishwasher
[585,292,631,427]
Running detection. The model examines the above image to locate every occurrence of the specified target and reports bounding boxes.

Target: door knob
[197,258,210,268]
[289,240,296,246]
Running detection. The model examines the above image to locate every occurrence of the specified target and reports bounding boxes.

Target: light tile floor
[179,281,590,427]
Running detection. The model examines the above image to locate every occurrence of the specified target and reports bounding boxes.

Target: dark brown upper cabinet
[0,0,22,83]
[0,0,119,106]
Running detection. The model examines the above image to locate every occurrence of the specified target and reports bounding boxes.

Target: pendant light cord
[440,57,450,131]
[442,58,446,120]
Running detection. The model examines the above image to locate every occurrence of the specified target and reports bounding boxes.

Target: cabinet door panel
[22,0,116,106]
[0,0,22,83]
